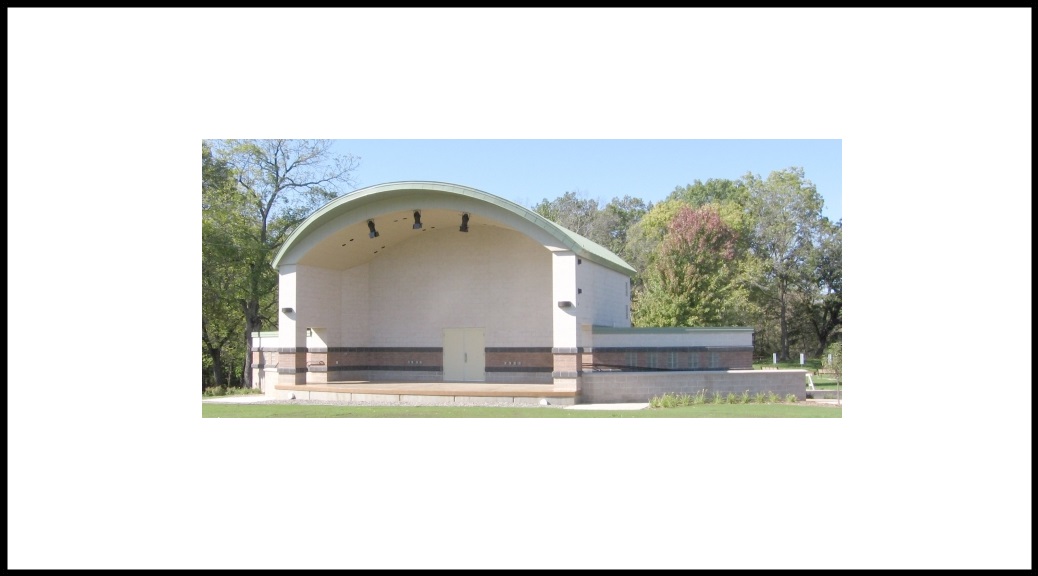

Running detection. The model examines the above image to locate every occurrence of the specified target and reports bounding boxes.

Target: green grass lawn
[202,403,841,418]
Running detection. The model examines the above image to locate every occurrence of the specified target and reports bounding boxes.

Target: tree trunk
[242,313,258,389]
[810,302,840,357]
[241,264,265,389]
[779,291,790,361]
[209,348,226,388]
[813,323,836,357]
[202,321,227,388]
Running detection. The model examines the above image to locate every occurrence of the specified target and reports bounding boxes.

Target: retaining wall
[580,369,807,403]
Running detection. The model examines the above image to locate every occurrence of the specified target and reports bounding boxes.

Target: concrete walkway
[202,395,649,410]
[563,403,649,411]
[202,395,270,404]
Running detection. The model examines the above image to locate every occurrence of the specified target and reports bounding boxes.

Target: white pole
[800,353,804,365]
[773,353,777,364]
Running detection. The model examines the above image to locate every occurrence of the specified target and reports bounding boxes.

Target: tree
[632,204,749,327]
[803,218,842,356]
[622,199,686,289]
[533,191,651,262]
[533,190,603,241]
[206,139,360,388]
[668,178,749,208]
[202,141,247,388]
[744,167,825,361]
[597,195,649,257]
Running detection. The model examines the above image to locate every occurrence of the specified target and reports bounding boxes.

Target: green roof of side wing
[271,181,637,276]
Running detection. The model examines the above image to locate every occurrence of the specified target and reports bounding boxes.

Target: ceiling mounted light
[367,220,379,238]
[412,211,423,230]
[459,213,469,233]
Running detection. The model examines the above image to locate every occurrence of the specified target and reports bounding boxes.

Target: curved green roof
[272,181,636,276]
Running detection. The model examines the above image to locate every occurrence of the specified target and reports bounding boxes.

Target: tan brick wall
[252,349,280,368]
[553,353,580,372]
[278,351,306,370]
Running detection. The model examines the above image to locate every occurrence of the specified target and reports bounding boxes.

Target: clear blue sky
[331,139,842,223]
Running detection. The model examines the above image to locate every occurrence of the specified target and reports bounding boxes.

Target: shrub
[754,391,766,404]
[692,389,707,405]
[204,386,262,398]
[785,393,798,403]
[766,391,780,404]
[712,391,725,404]
[740,390,750,404]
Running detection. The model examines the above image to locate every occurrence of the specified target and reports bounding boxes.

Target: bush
[650,389,804,408]
[203,386,261,398]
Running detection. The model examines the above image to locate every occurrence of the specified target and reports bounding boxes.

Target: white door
[442,328,485,382]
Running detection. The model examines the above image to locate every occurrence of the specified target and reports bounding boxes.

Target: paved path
[202,395,649,410]
[563,403,649,411]
[202,395,271,404]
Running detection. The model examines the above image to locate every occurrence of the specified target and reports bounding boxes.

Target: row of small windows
[625,351,722,369]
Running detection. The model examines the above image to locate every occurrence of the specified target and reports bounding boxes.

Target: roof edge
[271,181,637,276]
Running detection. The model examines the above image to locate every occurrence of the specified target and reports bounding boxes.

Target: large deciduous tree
[202,141,246,388]
[205,139,359,388]
[744,167,825,361]
[632,204,749,327]
[802,218,842,356]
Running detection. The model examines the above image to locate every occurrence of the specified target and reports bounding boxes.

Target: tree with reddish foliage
[633,203,751,327]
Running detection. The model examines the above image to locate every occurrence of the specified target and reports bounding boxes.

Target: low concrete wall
[272,388,575,406]
[580,369,807,403]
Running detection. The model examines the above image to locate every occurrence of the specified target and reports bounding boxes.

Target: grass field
[202,403,841,418]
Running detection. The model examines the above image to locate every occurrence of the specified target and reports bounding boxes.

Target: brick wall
[587,347,753,371]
